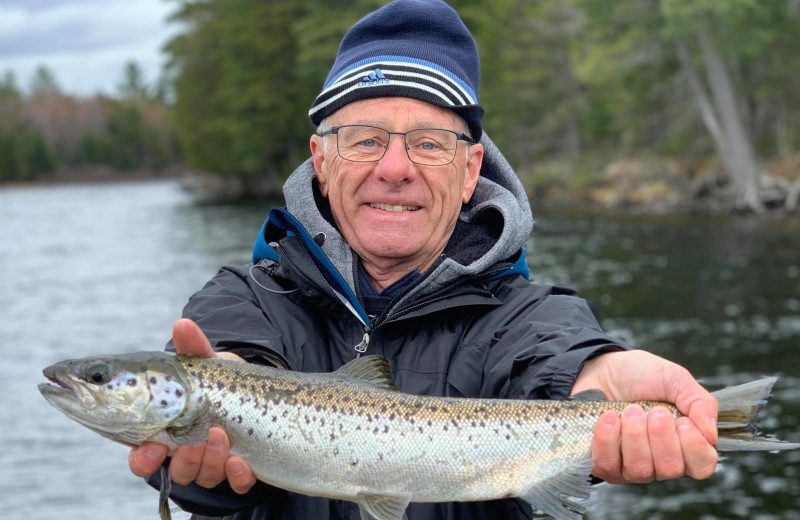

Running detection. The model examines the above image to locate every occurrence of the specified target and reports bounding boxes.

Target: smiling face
[310,97,483,289]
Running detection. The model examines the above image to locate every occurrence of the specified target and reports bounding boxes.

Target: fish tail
[713,377,800,452]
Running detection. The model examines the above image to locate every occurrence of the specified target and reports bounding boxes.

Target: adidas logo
[357,68,389,87]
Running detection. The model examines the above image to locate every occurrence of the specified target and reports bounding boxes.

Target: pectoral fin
[357,491,411,520]
[520,457,593,520]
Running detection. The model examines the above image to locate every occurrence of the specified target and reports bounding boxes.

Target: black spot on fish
[165,376,172,382]
[127,379,137,387]
[247,428,254,436]
[350,460,358,467]
[217,381,225,390]
[272,416,277,422]
[378,453,383,461]
[165,388,170,394]
[161,400,168,407]
[506,434,511,440]
[333,448,339,456]
[330,433,336,441]
[380,405,387,413]
[149,377,157,385]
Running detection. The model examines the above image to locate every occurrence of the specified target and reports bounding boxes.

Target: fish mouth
[39,368,98,410]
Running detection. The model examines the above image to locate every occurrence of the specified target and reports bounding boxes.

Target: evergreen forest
[3,0,800,212]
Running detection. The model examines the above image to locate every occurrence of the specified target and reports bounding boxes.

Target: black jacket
[149,134,627,519]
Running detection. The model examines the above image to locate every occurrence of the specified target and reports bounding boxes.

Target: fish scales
[186,355,617,502]
[39,352,800,520]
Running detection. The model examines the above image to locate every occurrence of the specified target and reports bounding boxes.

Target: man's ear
[462,143,483,204]
[310,135,329,197]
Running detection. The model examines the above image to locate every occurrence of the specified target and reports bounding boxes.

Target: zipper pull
[354,332,370,357]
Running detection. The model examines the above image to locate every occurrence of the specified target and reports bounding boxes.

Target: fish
[39,352,800,520]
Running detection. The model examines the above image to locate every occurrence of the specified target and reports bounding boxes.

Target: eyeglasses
[318,124,476,166]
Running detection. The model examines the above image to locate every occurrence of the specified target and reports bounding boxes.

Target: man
[130,0,719,518]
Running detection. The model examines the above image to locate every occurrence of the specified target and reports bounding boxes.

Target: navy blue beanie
[308,0,484,141]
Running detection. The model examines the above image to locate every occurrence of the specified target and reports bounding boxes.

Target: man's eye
[359,139,377,148]
[419,142,436,151]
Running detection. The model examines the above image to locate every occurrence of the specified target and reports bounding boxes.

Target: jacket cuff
[543,343,627,400]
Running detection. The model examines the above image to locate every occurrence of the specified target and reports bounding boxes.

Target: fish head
[38,351,193,447]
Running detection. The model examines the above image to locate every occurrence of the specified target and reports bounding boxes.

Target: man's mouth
[369,203,421,212]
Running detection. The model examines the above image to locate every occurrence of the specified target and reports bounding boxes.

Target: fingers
[591,410,623,484]
[165,427,257,494]
[129,443,168,478]
[677,417,719,480]
[619,405,654,483]
[592,405,718,485]
[226,456,258,494]
[169,427,228,488]
[647,408,684,481]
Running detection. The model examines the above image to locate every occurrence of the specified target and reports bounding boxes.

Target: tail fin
[713,377,800,452]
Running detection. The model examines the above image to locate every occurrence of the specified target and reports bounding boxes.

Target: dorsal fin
[568,389,608,401]
[336,356,399,392]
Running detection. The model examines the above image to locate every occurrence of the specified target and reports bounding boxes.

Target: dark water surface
[2,180,798,519]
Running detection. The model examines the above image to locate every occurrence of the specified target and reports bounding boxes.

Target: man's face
[310,97,483,282]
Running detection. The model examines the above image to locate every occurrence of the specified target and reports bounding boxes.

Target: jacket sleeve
[150,265,292,515]
[481,282,629,401]
[166,265,292,368]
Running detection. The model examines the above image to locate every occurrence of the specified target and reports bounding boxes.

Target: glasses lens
[336,126,390,162]
[405,129,458,165]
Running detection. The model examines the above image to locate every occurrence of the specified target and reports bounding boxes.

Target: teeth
[370,203,420,212]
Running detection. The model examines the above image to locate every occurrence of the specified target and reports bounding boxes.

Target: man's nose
[375,135,413,180]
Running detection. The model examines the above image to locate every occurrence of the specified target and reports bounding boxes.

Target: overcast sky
[0,0,178,96]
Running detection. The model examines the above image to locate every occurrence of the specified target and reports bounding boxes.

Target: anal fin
[520,457,593,520]
[357,491,411,520]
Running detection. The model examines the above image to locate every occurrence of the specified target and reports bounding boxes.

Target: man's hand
[128,319,258,494]
[572,350,719,485]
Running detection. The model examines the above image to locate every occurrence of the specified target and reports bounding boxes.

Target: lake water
[1,179,798,519]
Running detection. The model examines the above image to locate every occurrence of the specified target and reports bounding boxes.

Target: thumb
[172,318,216,358]
[670,372,719,446]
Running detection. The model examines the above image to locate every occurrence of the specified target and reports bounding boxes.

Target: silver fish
[39,352,800,520]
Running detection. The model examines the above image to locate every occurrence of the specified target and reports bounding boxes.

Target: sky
[0,0,179,96]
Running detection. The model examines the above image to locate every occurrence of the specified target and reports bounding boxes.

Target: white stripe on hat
[321,59,476,105]
[309,79,462,118]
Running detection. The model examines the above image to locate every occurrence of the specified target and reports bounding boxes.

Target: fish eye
[83,362,112,384]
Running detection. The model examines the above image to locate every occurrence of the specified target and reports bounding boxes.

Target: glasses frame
[318,124,477,166]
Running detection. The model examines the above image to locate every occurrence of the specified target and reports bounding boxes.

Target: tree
[29,65,61,96]
[117,61,150,99]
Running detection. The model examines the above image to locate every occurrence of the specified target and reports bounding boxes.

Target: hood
[253,132,533,309]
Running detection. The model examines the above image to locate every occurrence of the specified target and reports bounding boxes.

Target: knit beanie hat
[308,0,484,141]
